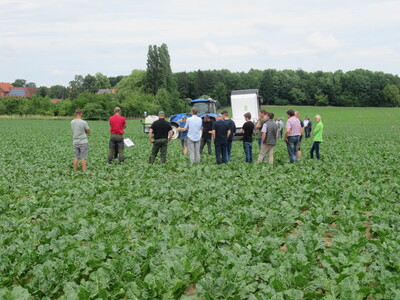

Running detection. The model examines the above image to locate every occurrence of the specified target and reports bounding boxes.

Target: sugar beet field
[0,107,399,299]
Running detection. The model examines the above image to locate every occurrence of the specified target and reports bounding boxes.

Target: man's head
[181,115,187,122]
[244,112,251,120]
[267,112,274,120]
[74,109,82,118]
[191,107,198,115]
[221,110,229,118]
[259,109,267,118]
[204,115,210,122]
[114,107,121,114]
[286,109,295,117]
[216,114,223,120]
[158,111,165,119]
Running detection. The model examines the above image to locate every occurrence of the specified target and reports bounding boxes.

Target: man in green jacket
[310,114,323,159]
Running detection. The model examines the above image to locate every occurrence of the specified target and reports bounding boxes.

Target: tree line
[1,44,399,118]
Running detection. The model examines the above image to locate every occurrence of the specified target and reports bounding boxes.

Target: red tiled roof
[50,99,62,104]
[0,82,13,93]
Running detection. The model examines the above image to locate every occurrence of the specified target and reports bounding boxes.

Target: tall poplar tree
[146,43,175,95]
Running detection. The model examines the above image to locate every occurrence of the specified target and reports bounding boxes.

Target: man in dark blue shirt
[212,114,231,164]
[221,111,236,162]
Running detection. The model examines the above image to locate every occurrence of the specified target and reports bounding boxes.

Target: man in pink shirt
[108,107,126,163]
[284,109,301,163]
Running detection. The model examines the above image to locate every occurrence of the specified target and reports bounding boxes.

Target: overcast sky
[1,0,399,86]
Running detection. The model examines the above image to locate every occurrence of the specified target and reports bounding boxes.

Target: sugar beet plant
[0,107,399,299]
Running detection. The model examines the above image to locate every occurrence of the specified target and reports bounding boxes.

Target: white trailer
[230,89,261,139]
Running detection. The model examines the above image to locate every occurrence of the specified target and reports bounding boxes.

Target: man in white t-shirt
[179,107,202,163]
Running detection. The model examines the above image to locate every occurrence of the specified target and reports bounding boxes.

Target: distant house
[50,99,63,104]
[7,87,38,98]
[97,89,116,94]
[0,82,14,97]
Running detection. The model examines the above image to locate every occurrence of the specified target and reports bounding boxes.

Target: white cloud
[307,32,340,50]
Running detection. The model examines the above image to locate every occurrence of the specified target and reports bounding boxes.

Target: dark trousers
[215,142,227,164]
[149,139,168,164]
[200,137,212,154]
[108,135,124,163]
[305,127,311,138]
[310,141,321,159]
[226,141,233,161]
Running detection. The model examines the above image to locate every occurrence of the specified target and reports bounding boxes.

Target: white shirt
[304,120,309,127]
[185,115,202,142]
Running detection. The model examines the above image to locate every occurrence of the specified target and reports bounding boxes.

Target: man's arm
[227,130,231,138]
[212,130,216,141]
[85,129,90,134]
[168,130,173,142]
[261,132,267,144]
[256,117,262,129]
[123,120,127,129]
[284,128,290,142]
[148,128,154,143]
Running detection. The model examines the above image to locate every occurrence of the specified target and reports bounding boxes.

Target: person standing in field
[310,114,324,159]
[71,109,90,171]
[295,111,304,159]
[200,115,213,155]
[108,107,126,164]
[256,110,268,147]
[212,114,231,164]
[307,117,312,137]
[148,111,173,164]
[221,111,236,162]
[240,112,254,163]
[279,117,285,138]
[180,107,202,163]
[179,116,188,155]
[257,112,278,164]
[304,116,310,138]
[284,109,301,163]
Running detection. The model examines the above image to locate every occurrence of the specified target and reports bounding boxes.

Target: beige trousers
[257,144,275,164]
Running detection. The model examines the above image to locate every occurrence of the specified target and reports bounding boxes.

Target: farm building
[7,87,38,98]
[97,89,116,94]
[0,82,14,97]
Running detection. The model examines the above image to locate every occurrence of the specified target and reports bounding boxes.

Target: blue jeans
[243,142,252,162]
[215,142,227,164]
[286,136,300,163]
[310,141,321,159]
[226,141,233,162]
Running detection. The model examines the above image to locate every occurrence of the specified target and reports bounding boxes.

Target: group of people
[70,106,323,170]
[148,107,324,165]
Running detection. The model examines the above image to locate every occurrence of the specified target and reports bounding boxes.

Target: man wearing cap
[148,111,173,164]
[108,107,126,164]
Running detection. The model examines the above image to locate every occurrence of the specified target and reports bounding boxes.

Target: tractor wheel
[171,123,180,139]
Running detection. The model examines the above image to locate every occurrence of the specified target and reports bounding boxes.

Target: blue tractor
[168,98,219,139]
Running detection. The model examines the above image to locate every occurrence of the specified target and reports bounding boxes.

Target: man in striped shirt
[284,109,301,163]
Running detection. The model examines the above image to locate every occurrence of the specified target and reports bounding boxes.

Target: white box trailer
[230,89,261,139]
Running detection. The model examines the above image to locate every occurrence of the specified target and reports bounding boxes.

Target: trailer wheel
[171,123,180,139]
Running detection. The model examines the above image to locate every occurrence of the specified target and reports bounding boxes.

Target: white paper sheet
[124,138,134,147]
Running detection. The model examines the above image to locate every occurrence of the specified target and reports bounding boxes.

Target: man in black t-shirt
[240,112,255,163]
[212,114,231,164]
[200,115,213,155]
[221,111,236,162]
[148,111,173,164]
